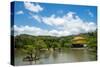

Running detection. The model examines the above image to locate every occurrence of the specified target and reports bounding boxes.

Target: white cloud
[41,12,96,34]
[13,25,72,36]
[24,2,43,13]
[42,14,65,26]
[32,15,41,22]
[14,25,40,36]
[14,11,96,36]
[16,11,24,15]
[66,12,75,19]
[13,25,50,36]
[29,12,41,22]
[13,22,96,37]
[42,12,77,26]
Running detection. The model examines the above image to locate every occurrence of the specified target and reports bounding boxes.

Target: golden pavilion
[72,36,86,47]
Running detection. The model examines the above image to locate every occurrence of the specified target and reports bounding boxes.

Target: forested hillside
[14,31,97,50]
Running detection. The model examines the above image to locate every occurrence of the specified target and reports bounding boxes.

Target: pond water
[15,48,97,66]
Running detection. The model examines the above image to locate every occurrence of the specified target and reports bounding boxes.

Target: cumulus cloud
[13,22,96,37]
[16,11,24,15]
[13,25,50,36]
[42,12,77,26]
[13,25,71,36]
[42,14,65,26]
[41,12,96,34]
[24,2,43,13]
[13,11,96,36]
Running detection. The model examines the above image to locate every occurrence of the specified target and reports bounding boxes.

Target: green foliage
[15,31,97,52]
[35,39,47,50]
[22,45,35,54]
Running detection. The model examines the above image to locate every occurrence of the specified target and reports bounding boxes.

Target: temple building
[71,36,86,48]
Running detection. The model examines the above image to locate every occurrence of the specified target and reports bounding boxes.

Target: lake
[15,48,97,66]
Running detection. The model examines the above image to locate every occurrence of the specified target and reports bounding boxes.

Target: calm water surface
[15,48,97,66]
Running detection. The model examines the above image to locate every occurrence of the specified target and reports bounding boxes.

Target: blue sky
[13,1,97,36]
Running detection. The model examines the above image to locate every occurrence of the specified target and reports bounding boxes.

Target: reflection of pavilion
[72,36,86,48]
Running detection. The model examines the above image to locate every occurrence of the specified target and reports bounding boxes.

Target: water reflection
[15,48,97,66]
